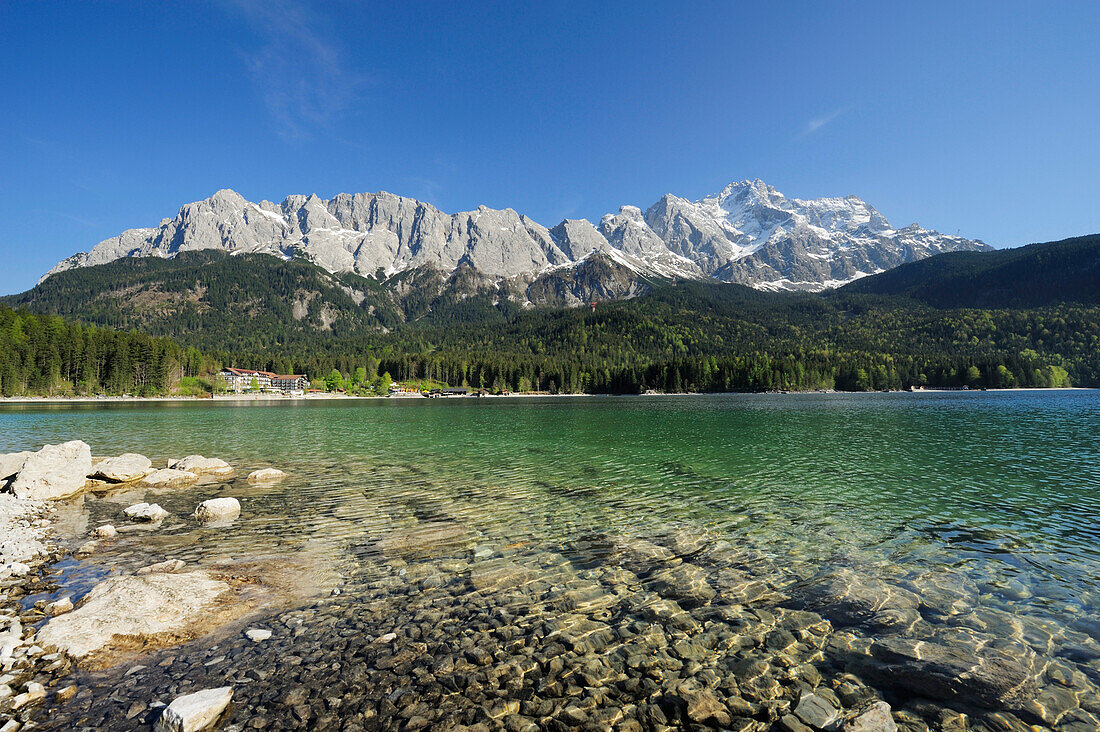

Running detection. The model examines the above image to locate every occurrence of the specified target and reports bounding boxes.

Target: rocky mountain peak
[40,181,990,292]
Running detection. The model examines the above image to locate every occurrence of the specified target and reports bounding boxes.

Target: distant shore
[0,386,1091,405]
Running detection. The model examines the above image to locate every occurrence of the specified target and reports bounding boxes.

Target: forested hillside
[3,236,1098,396]
[252,284,1095,394]
[0,305,210,397]
[841,233,1100,308]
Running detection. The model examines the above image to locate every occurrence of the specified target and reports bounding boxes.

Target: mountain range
[6,227,1098,391]
[41,180,989,298]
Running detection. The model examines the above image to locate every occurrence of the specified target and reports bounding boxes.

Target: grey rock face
[645,179,990,290]
[42,180,989,292]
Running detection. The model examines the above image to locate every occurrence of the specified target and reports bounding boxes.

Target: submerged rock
[648,563,716,608]
[192,497,241,524]
[795,692,841,730]
[90,453,153,483]
[123,502,169,522]
[155,686,233,732]
[378,521,466,557]
[469,561,536,592]
[140,468,199,489]
[611,535,682,574]
[247,468,286,483]
[793,568,920,627]
[137,559,188,575]
[862,634,1037,709]
[169,456,233,476]
[36,570,231,663]
[10,440,92,500]
[75,540,99,556]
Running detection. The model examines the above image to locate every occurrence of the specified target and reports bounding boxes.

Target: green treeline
[2,278,1096,397]
[232,287,1097,394]
[0,306,208,397]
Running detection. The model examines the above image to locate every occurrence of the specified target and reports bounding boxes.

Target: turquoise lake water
[3,390,1099,728]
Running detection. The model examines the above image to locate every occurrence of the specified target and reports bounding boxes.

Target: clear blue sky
[2,1,1098,295]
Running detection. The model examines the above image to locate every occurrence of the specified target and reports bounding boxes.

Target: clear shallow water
[4,391,1100,729]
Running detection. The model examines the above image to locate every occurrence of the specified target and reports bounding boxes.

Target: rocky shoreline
[0,440,291,731]
[0,440,1098,731]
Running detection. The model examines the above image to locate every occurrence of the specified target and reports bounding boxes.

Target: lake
[4,391,1099,730]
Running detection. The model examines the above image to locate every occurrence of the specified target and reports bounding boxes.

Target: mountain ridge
[840,233,1100,307]
[42,180,989,292]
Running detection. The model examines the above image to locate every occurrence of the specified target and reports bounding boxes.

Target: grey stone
[795,568,920,627]
[864,635,1037,709]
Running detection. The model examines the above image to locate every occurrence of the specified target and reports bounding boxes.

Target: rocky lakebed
[0,438,1098,731]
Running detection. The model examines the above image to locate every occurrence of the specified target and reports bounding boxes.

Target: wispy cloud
[36,209,98,228]
[224,0,365,140]
[798,107,848,138]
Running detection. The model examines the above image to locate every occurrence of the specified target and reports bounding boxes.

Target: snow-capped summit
[41,181,989,292]
[645,180,989,290]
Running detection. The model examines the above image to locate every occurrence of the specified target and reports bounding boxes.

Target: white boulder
[141,468,199,489]
[36,571,231,661]
[244,628,271,642]
[169,456,233,476]
[246,468,286,483]
[193,498,240,524]
[155,686,233,732]
[92,524,118,539]
[10,441,92,500]
[75,541,98,556]
[45,596,74,616]
[90,453,153,482]
[123,502,169,522]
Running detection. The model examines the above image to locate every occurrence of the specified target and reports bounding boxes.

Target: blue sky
[2,1,1098,295]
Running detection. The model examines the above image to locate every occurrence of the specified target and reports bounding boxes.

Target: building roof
[272,375,306,380]
[222,368,277,377]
